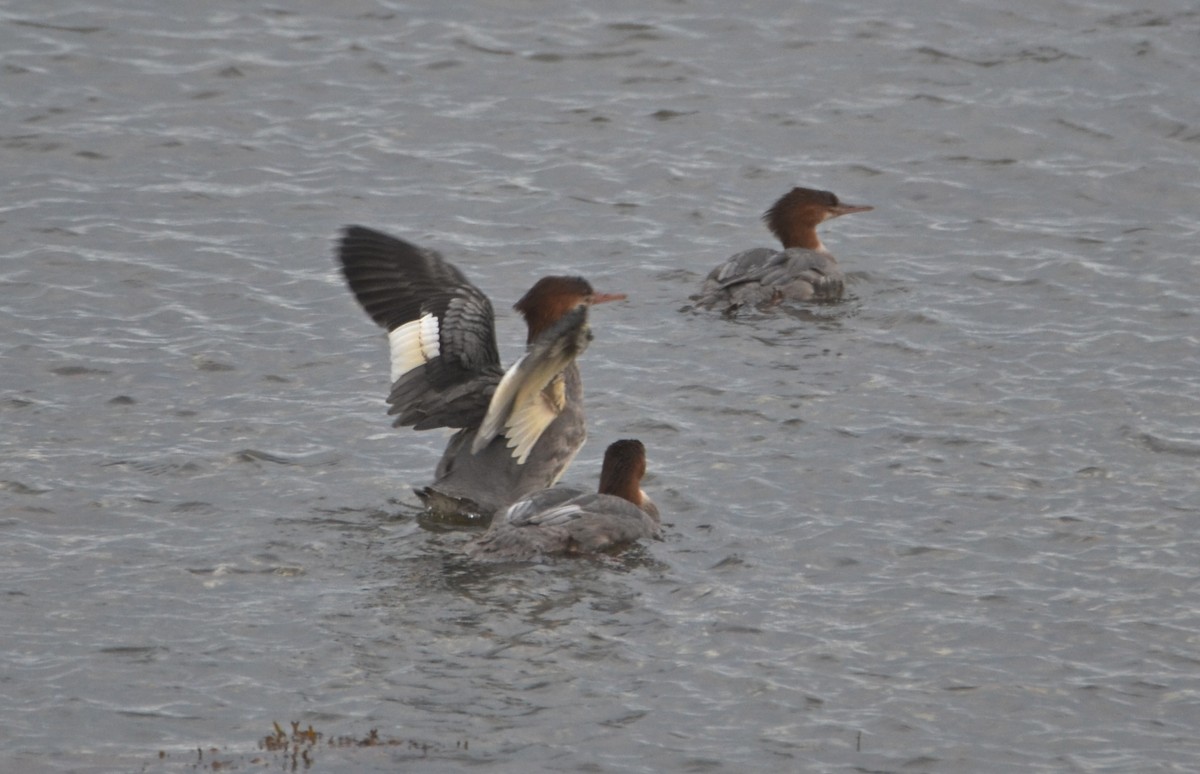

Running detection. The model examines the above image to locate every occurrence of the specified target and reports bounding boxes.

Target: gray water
[3,1,1199,771]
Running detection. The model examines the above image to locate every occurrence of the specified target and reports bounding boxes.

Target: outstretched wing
[472,305,592,463]
[337,225,504,429]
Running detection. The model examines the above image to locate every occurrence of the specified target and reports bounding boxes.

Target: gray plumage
[466,439,661,561]
[698,246,844,310]
[692,186,871,314]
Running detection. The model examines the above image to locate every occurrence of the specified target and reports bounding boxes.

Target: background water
[3,0,1199,772]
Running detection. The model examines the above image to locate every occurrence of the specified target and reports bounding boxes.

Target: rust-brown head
[598,439,648,506]
[763,187,873,252]
[514,276,626,342]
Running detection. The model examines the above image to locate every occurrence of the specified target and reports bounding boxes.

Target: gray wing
[696,246,842,309]
[705,247,787,288]
[756,247,843,299]
[500,487,589,527]
[514,492,661,548]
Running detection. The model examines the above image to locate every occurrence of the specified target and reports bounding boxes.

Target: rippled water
[3,1,1199,771]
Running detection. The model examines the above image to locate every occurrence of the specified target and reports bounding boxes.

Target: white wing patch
[388,314,440,383]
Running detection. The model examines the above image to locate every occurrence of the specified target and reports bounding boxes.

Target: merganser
[466,439,661,561]
[692,186,873,313]
[336,225,626,520]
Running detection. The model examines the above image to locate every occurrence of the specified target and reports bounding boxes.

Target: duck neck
[598,460,642,505]
[779,226,825,253]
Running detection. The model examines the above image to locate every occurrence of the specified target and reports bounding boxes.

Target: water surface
[3,1,1199,771]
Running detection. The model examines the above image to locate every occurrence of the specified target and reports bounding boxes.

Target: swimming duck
[466,439,661,561]
[693,186,872,313]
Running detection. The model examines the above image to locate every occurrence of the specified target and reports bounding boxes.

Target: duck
[466,439,661,561]
[693,186,872,313]
[336,225,625,520]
